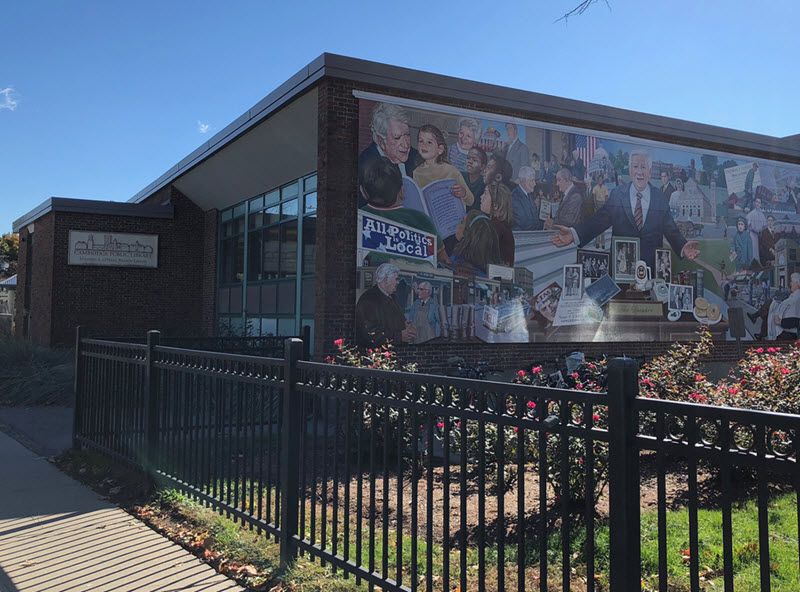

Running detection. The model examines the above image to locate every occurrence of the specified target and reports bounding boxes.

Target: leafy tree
[609,149,629,174]
[700,154,719,175]
[717,159,738,188]
[0,234,18,262]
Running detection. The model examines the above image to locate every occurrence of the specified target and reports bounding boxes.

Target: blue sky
[2,0,799,233]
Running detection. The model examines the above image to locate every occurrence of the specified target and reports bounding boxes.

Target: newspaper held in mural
[69,231,157,268]
[355,97,800,345]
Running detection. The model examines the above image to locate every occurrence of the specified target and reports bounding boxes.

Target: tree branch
[556,0,611,23]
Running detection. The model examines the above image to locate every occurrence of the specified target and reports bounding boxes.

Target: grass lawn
[671,238,733,296]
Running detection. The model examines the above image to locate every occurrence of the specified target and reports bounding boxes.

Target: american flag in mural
[574,134,598,180]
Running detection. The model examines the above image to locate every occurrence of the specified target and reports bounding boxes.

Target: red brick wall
[202,208,219,336]
[14,213,56,345]
[40,186,207,346]
[314,76,761,370]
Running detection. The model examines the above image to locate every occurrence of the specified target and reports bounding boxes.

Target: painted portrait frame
[577,249,610,280]
[611,237,640,283]
[655,249,672,283]
[561,264,584,302]
[668,284,694,312]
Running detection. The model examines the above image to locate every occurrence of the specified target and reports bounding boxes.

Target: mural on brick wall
[355,97,800,346]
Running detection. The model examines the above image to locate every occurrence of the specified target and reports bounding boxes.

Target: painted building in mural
[11,55,800,366]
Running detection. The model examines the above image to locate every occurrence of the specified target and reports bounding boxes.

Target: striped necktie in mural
[635,192,643,230]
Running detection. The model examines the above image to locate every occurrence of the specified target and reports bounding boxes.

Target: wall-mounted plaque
[68,231,158,268]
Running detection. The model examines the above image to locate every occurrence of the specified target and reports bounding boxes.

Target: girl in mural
[413,124,475,207]
[480,180,515,267]
[730,216,753,271]
[450,210,502,277]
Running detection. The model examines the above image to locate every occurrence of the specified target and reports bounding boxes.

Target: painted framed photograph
[611,237,639,282]
[577,249,610,280]
[655,249,672,283]
[561,264,583,301]
[668,284,694,312]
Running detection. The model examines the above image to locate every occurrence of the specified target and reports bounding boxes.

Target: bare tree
[556,0,611,23]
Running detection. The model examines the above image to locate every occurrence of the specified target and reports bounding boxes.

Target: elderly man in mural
[549,148,700,269]
[406,281,441,343]
[356,263,416,347]
[773,273,800,340]
[746,197,767,264]
[358,103,420,193]
[511,166,544,231]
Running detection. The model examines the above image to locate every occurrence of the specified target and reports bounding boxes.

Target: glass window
[278,280,296,314]
[234,204,246,218]
[264,204,280,226]
[278,318,296,336]
[249,196,264,210]
[218,288,230,313]
[265,189,280,206]
[262,227,280,279]
[230,316,244,336]
[248,232,262,280]
[221,239,234,284]
[260,283,277,314]
[304,192,317,213]
[246,285,260,313]
[281,182,299,199]
[302,216,316,275]
[260,318,277,336]
[279,220,298,277]
[249,210,263,229]
[301,279,315,314]
[221,209,233,222]
[304,175,317,192]
[234,236,244,282]
[281,199,298,220]
[230,286,242,314]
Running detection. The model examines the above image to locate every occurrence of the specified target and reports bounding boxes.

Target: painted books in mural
[402,177,466,238]
[532,282,562,325]
[358,212,437,266]
[584,274,621,307]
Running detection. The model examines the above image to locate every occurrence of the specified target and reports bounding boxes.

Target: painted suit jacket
[574,182,687,269]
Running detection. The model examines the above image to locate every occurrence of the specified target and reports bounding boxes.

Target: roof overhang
[13,198,173,233]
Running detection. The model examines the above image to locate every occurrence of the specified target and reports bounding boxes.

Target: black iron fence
[104,325,310,359]
[73,328,800,592]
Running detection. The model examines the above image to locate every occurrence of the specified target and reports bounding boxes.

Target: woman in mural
[730,216,753,271]
[480,181,515,267]
[448,117,481,174]
[450,210,502,277]
[412,124,474,207]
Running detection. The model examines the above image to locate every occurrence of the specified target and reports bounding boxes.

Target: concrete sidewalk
[0,430,242,592]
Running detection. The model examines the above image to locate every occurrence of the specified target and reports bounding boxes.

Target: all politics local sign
[68,231,158,268]
[358,213,437,265]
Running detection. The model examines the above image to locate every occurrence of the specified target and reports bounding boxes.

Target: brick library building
[12,54,800,370]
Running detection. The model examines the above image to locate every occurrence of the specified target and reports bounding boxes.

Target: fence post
[279,338,305,567]
[145,330,161,470]
[72,325,86,450]
[607,357,641,592]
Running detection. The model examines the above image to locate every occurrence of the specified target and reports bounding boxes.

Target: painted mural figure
[448,117,482,175]
[450,211,501,277]
[730,216,752,271]
[480,181,515,266]
[746,197,767,264]
[355,263,416,347]
[412,124,474,207]
[406,281,440,343]
[550,149,701,269]
[546,167,586,228]
[504,124,529,181]
[358,104,420,204]
[511,166,544,231]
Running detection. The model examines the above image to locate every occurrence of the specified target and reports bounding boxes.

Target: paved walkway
[0,429,242,592]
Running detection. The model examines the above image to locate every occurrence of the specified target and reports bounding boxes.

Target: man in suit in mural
[549,149,701,269]
[358,103,420,192]
[545,167,586,228]
[503,123,529,181]
[355,263,416,347]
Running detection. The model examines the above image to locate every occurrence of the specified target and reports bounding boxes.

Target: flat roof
[12,198,173,233]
